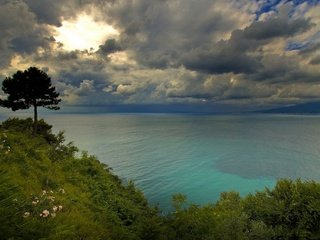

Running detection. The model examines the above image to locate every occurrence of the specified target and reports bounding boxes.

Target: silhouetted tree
[0,67,61,134]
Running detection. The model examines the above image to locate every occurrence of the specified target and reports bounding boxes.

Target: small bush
[0,118,56,143]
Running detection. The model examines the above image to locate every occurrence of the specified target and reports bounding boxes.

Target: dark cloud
[55,51,80,61]
[24,0,68,26]
[10,32,50,54]
[107,0,246,69]
[0,0,61,68]
[299,42,320,55]
[97,39,122,55]
[24,0,113,26]
[296,41,320,66]
[167,92,214,100]
[243,17,313,40]
[182,16,313,75]
[183,46,262,74]
[56,60,109,86]
[246,54,320,84]
[221,82,277,101]
[27,49,113,97]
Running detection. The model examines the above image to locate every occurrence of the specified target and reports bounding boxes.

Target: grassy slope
[0,118,163,240]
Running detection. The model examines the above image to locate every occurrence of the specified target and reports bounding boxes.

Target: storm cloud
[0,0,320,112]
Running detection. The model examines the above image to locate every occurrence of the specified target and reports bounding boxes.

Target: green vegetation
[1,118,320,239]
[0,118,162,240]
[0,67,60,134]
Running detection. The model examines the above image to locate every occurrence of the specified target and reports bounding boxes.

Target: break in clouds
[0,0,320,111]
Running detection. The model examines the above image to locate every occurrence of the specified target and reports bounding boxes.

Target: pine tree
[0,67,61,134]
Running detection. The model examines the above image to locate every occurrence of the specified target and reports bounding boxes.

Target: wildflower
[59,188,65,194]
[47,196,55,201]
[58,205,63,211]
[41,210,50,218]
[42,190,46,196]
[51,212,56,218]
[12,198,18,202]
[23,212,30,218]
[50,190,54,194]
[32,201,38,206]
[53,206,58,212]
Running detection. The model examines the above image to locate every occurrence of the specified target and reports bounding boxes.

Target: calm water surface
[3,113,320,211]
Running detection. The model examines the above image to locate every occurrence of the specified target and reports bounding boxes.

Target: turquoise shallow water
[2,112,320,211]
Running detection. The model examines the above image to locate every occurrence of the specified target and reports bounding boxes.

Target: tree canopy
[0,67,60,133]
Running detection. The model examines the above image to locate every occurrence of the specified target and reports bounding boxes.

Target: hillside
[0,118,163,240]
[2,118,320,240]
[260,102,320,114]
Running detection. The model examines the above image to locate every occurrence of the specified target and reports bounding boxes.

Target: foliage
[1,118,57,143]
[0,67,60,134]
[0,118,161,240]
[2,118,320,240]
[243,179,320,239]
[0,67,60,111]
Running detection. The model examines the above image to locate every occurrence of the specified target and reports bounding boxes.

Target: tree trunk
[33,104,38,135]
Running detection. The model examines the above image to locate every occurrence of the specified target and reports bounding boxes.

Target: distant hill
[260,102,320,114]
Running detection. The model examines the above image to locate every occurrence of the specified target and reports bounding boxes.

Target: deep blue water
[2,112,320,211]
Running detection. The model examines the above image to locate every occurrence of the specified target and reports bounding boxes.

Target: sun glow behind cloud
[54,14,119,51]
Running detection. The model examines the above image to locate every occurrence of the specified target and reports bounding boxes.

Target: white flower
[42,190,46,196]
[51,212,56,218]
[12,198,18,202]
[41,209,50,218]
[59,188,65,194]
[58,205,63,211]
[47,196,55,201]
[23,212,30,218]
[53,206,58,212]
[32,201,38,206]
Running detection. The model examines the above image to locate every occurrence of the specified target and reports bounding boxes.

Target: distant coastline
[258,102,320,114]
[2,102,320,116]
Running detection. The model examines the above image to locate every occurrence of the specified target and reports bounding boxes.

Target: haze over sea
[2,112,320,211]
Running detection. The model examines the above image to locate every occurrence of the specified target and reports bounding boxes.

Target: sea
[2,111,320,212]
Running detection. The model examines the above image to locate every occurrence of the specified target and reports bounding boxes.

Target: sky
[0,0,320,113]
